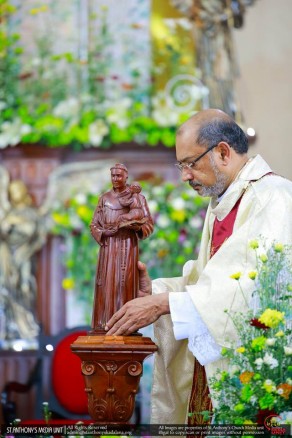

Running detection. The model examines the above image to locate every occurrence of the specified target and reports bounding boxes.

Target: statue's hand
[105,292,170,336]
[137,261,152,297]
[103,227,117,237]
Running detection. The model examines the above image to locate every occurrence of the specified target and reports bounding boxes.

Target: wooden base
[87,328,142,336]
[71,335,157,423]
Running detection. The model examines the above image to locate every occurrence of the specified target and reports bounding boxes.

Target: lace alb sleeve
[169,292,222,366]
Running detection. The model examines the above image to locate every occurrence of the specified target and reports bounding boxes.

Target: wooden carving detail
[81,359,143,422]
[127,361,143,376]
[90,392,135,423]
[81,362,96,376]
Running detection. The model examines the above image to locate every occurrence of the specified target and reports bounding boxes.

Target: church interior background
[0,0,291,425]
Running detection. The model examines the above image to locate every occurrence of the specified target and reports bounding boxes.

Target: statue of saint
[90,164,154,332]
[0,180,46,346]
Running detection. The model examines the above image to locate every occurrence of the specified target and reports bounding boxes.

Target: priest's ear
[215,142,232,166]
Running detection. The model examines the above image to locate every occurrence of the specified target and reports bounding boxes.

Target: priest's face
[176,129,229,198]
[111,168,127,191]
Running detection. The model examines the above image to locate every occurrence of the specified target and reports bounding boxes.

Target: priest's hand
[105,292,170,336]
[137,261,152,297]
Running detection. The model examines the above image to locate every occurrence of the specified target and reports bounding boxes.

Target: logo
[264,415,286,435]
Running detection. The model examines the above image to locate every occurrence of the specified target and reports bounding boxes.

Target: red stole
[210,194,244,258]
[188,194,243,427]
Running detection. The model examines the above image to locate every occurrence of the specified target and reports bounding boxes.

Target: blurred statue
[0,178,46,346]
[90,164,154,332]
[170,0,257,118]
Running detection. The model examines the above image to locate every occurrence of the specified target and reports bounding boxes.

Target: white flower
[151,92,179,127]
[151,92,164,108]
[152,108,179,127]
[263,352,279,369]
[172,197,185,209]
[280,411,292,424]
[263,379,276,392]
[147,200,158,213]
[21,124,31,135]
[189,216,203,229]
[190,84,209,99]
[182,240,192,249]
[250,396,257,405]
[80,93,93,105]
[31,57,42,67]
[149,238,167,250]
[266,338,276,346]
[163,18,177,32]
[149,240,158,250]
[70,216,84,229]
[177,18,192,31]
[156,214,171,228]
[88,120,109,147]
[43,69,53,80]
[74,193,87,205]
[254,358,263,370]
[106,98,132,129]
[53,98,80,118]
[0,119,32,148]
[230,365,240,376]
[152,186,164,196]
[0,101,7,111]
[277,388,284,395]
[284,346,292,355]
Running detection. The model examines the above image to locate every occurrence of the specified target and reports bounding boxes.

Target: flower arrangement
[0,1,207,150]
[209,241,292,425]
[51,180,208,321]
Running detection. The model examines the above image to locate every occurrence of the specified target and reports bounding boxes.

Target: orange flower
[157,249,168,258]
[239,371,254,384]
[121,83,134,90]
[18,72,33,80]
[277,383,292,399]
[131,23,143,29]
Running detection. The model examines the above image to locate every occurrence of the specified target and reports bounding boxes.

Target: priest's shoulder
[255,173,292,190]
[252,173,292,200]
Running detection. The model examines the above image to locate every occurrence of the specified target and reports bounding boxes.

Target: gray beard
[189,153,228,198]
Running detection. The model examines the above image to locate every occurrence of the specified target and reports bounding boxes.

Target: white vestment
[151,155,292,424]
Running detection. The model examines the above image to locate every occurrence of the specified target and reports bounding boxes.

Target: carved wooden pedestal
[71,334,157,423]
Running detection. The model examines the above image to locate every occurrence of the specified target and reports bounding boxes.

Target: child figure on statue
[117,182,146,227]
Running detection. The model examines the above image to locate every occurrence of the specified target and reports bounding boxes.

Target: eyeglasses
[175,144,218,172]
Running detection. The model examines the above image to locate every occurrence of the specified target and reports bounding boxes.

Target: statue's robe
[151,155,292,424]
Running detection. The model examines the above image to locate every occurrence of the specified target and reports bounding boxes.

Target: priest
[105,109,292,424]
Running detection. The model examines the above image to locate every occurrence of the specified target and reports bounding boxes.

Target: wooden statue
[89,163,154,333]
